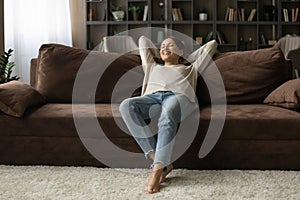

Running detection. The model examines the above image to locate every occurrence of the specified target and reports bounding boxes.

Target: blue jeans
[119,91,195,167]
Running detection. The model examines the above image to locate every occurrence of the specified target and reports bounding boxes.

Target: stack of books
[172,8,183,21]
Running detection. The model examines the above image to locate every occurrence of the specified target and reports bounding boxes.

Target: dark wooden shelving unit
[86,0,300,52]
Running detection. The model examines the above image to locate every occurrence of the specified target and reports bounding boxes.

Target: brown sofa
[0,43,300,170]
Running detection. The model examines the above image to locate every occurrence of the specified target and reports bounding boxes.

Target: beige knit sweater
[139,36,218,102]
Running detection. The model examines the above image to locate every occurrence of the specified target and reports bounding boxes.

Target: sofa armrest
[30,58,38,88]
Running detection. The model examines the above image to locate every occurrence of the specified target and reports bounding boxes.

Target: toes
[147,186,159,194]
[147,169,163,194]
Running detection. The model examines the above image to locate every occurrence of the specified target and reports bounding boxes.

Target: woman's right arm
[138,36,157,71]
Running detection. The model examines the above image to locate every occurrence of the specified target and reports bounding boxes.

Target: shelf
[87,21,107,25]
[281,0,300,2]
[192,20,215,24]
[128,0,148,2]
[172,0,193,2]
[126,21,149,24]
[151,21,172,24]
[171,21,195,24]
[216,21,260,25]
[87,0,106,2]
[281,22,300,25]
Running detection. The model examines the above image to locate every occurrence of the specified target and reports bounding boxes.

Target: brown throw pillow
[0,81,45,117]
[36,44,142,103]
[263,79,300,109]
[197,47,292,104]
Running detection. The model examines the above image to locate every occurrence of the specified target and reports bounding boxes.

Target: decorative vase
[264,13,274,21]
[199,13,208,21]
[112,11,124,21]
[132,12,139,21]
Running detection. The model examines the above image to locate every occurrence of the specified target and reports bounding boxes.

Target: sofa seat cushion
[1,104,300,141]
[0,103,119,138]
[200,104,300,140]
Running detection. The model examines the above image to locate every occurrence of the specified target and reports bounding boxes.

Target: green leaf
[0,49,19,83]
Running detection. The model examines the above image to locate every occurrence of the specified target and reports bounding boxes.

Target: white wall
[69,0,86,49]
[1,1,86,51]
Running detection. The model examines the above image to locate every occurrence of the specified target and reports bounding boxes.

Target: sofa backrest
[31,44,292,104]
[30,58,38,88]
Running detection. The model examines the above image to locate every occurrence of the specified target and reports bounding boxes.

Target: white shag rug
[0,165,299,200]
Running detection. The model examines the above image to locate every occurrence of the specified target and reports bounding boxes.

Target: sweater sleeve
[187,40,218,73]
[138,36,157,71]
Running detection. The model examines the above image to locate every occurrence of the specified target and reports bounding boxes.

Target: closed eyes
[161,43,175,49]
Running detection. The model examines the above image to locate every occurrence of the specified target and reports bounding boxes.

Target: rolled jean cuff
[151,160,166,169]
[145,150,154,159]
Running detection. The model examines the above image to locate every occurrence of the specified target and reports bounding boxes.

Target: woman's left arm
[188,40,218,73]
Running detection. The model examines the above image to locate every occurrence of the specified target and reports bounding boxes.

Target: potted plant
[128,5,142,21]
[0,49,20,84]
[199,8,208,21]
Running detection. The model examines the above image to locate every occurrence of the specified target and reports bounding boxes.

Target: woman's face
[160,38,183,65]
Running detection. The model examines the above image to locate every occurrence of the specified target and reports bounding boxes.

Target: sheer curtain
[4,0,72,83]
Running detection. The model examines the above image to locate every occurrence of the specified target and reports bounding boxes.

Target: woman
[119,35,217,193]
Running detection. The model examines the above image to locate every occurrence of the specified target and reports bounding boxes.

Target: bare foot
[147,168,163,194]
[160,164,174,183]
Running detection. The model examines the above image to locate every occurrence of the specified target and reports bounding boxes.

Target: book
[172,8,178,21]
[177,8,183,21]
[295,68,299,78]
[228,8,234,21]
[241,8,245,21]
[292,8,295,22]
[247,9,256,21]
[292,8,299,22]
[259,32,266,45]
[216,31,226,44]
[283,8,289,22]
[237,8,242,21]
[204,31,214,43]
[233,9,238,21]
[143,5,148,21]
[172,8,183,21]
[224,7,230,21]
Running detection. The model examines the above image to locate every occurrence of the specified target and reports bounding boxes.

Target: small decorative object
[128,5,142,21]
[159,2,164,20]
[111,5,124,21]
[196,37,203,45]
[263,5,275,21]
[112,11,125,21]
[239,37,253,51]
[199,8,208,21]
[204,31,214,43]
[0,49,20,84]
[268,40,277,46]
